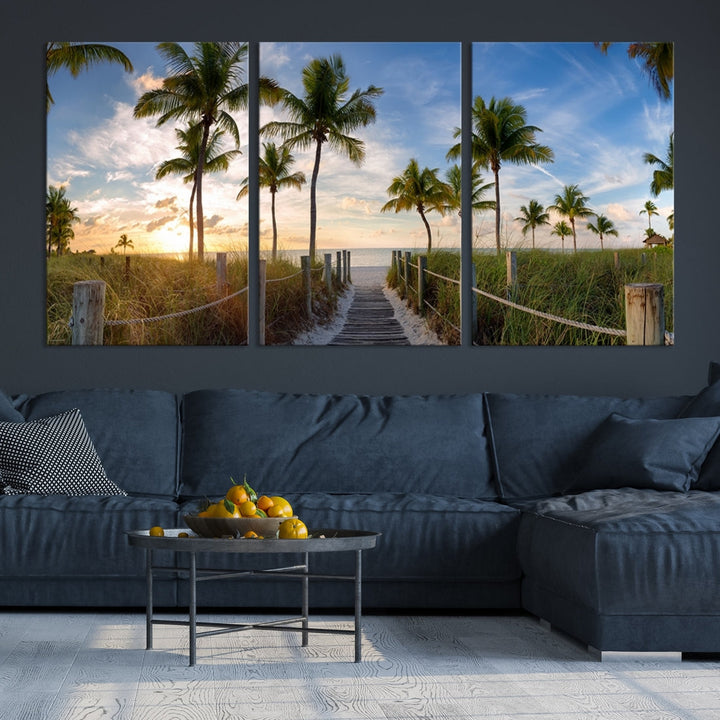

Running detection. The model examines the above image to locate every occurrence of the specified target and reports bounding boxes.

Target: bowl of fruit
[183,477,296,538]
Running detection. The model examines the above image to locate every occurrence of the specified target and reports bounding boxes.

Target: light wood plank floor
[1,611,719,719]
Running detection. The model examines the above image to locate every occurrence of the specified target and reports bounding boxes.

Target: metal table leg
[355,549,362,662]
[145,548,154,650]
[302,551,309,647]
[189,552,197,666]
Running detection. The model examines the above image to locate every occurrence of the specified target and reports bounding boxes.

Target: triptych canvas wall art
[46,41,674,347]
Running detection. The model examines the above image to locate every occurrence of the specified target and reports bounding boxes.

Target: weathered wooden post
[124,255,131,280]
[324,253,332,293]
[506,251,517,301]
[641,252,647,265]
[624,283,664,346]
[216,251,228,295]
[404,251,412,305]
[301,255,312,318]
[347,251,352,284]
[418,255,427,317]
[614,251,621,270]
[391,251,397,272]
[72,280,106,345]
[336,251,342,284]
[342,250,348,284]
[258,259,267,346]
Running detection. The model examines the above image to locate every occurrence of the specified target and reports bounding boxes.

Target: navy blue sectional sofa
[2,361,720,656]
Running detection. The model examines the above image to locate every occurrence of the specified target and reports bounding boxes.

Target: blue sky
[46,41,673,256]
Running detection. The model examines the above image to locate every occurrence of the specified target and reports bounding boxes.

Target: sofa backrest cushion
[0,390,23,422]
[485,392,690,500]
[17,389,180,498]
[180,389,495,500]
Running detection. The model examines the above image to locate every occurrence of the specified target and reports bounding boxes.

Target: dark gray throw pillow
[567,412,720,494]
[678,375,720,490]
[0,409,126,496]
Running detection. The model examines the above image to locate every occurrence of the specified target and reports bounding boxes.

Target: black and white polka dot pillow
[0,408,126,496]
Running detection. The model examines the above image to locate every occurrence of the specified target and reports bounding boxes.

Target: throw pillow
[0,390,23,422]
[678,377,720,490]
[566,412,720,494]
[0,409,126,496]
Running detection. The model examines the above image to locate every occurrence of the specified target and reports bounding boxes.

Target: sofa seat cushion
[179,492,521,585]
[486,392,689,500]
[180,389,495,500]
[517,488,720,615]
[17,389,180,498]
[0,494,179,578]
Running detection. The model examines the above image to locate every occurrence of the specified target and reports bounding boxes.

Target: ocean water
[277,247,460,267]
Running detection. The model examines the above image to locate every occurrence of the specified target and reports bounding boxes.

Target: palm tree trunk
[600,232,604,251]
[271,189,278,261]
[493,169,501,255]
[309,140,323,261]
[196,121,211,263]
[571,218,577,253]
[531,227,535,250]
[419,208,432,253]
[188,183,196,261]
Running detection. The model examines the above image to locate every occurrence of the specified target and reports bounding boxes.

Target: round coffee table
[127,528,380,665]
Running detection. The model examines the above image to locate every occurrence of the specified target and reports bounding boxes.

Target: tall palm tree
[586,214,618,251]
[134,42,279,261]
[381,158,453,254]
[237,142,306,260]
[46,185,80,256]
[155,125,240,260]
[444,162,495,217]
[596,42,673,101]
[551,220,573,253]
[639,200,659,232]
[644,132,674,196]
[115,234,134,255]
[515,199,550,249]
[448,96,554,254]
[46,42,133,113]
[261,55,383,260]
[549,184,593,253]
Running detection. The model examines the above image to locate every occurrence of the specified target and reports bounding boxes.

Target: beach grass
[46,253,338,345]
[387,247,674,346]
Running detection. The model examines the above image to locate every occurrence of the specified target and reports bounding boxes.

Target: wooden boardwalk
[328,286,410,346]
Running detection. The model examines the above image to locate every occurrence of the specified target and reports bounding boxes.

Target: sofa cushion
[180,390,495,500]
[678,378,720,490]
[18,389,180,498]
[517,488,720,616]
[0,409,126,496]
[566,413,720,493]
[0,390,22,422]
[485,392,689,500]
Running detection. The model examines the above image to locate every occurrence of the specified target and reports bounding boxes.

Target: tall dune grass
[47,253,339,345]
[388,247,674,346]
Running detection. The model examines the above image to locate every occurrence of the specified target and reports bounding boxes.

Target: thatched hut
[643,233,669,246]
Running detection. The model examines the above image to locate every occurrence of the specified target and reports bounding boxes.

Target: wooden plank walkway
[328,286,410,345]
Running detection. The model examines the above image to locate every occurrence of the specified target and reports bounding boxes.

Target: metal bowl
[183,514,295,538]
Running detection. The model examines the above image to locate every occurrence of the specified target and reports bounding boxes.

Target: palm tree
[237,143,306,261]
[551,220,573,253]
[448,96,554,254]
[444,162,495,217]
[586,214,618,251]
[595,42,673,101]
[549,184,594,253]
[46,42,133,113]
[155,125,240,260]
[639,200,659,232]
[261,55,383,260]
[515,200,550,249]
[644,132,674,196]
[380,159,453,253]
[134,42,279,262]
[46,185,80,256]
[115,234,134,255]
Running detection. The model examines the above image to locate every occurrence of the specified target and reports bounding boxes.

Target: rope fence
[70,250,352,345]
[391,249,672,346]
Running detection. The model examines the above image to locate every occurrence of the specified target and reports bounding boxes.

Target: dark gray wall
[2,0,718,398]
